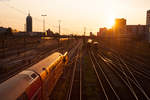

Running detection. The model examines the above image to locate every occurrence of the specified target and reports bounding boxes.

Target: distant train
[0,52,68,100]
[87,39,99,49]
[87,39,93,47]
[93,41,99,50]
[87,39,93,44]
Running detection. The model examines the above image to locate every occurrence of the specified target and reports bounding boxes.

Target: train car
[87,39,92,44]
[93,41,98,46]
[0,70,42,100]
[87,39,93,47]
[93,41,99,50]
[59,38,69,41]
[0,52,68,100]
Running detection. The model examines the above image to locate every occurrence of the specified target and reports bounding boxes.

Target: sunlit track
[97,52,149,100]
[96,42,150,100]
[90,50,121,100]
[66,57,78,100]
[103,50,150,81]
[122,56,150,74]
[98,40,150,80]
[66,41,83,100]
[49,40,83,100]
[97,51,137,99]
[113,57,150,100]
[117,57,150,80]
[89,50,108,100]
[103,50,150,80]
[99,41,150,75]
[91,49,140,100]
[101,43,150,77]
[112,45,150,70]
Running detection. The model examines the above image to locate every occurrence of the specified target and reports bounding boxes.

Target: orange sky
[0,0,150,35]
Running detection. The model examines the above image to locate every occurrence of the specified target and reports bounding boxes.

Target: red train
[0,52,68,100]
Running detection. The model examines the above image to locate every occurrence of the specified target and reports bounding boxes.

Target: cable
[0,2,76,34]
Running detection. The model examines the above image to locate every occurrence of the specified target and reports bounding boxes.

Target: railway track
[98,40,150,81]
[98,40,150,77]
[0,39,77,83]
[66,41,83,100]
[49,39,83,100]
[49,39,150,100]
[94,42,150,100]
[0,48,60,83]
[89,49,121,100]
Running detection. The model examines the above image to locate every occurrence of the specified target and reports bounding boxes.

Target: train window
[17,93,28,100]
[42,67,46,71]
[31,73,37,79]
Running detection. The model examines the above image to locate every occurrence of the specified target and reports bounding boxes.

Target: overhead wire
[0,1,75,34]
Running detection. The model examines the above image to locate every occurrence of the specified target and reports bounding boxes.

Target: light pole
[84,27,86,43]
[58,20,61,35]
[58,20,61,52]
[84,27,86,36]
[41,14,47,32]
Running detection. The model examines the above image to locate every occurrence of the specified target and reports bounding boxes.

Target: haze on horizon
[0,0,150,35]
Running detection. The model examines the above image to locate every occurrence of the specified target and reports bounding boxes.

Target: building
[126,25,147,39]
[146,10,150,26]
[26,13,32,32]
[127,25,147,34]
[113,18,127,35]
[14,32,43,36]
[0,27,12,36]
[90,32,93,37]
[146,10,150,42]
[97,27,107,37]
[115,18,126,26]
[0,27,8,32]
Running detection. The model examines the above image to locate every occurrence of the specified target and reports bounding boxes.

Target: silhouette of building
[126,10,150,40]
[97,27,107,37]
[146,10,150,42]
[127,25,147,35]
[113,18,127,35]
[0,27,12,36]
[90,32,93,37]
[126,25,147,39]
[146,10,150,26]
[26,13,32,32]
[46,29,54,36]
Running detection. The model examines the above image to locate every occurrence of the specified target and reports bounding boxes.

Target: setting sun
[108,18,115,28]
[106,15,115,29]
[0,0,149,34]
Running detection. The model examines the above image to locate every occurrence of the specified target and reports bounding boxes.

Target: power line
[0,2,77,34]
[1,2,26,15]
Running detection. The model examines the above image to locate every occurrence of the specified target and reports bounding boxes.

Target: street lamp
[58,20,61,35]
[41,14,47,32]
[58,20,61,51]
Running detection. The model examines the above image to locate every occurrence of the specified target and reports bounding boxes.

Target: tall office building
[26,13,32,32]
[114,18,126,27]
[146,10,150,42]
[113,18,127,35]
[146,10,150,26]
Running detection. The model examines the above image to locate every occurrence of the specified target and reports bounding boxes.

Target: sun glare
[105,9,116,29]
[106,17,115,29]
